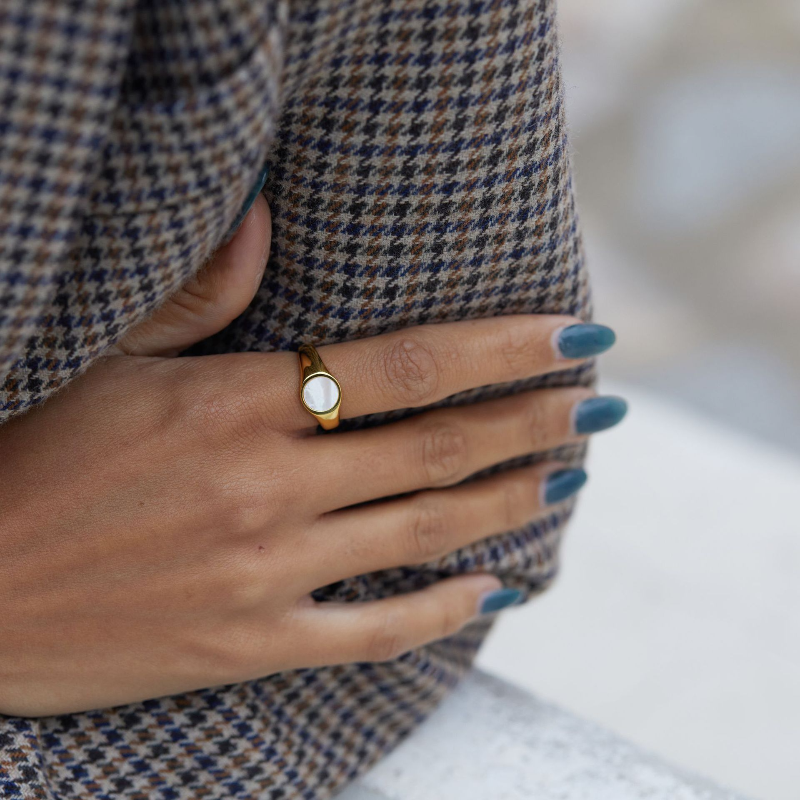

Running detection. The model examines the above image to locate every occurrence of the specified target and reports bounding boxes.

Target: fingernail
[223,162,269,241]
[543,468,588,505]
[573,396,628,435]
[478,588,523,615]
[556,323,616,359]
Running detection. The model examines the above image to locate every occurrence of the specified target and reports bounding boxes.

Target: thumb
[114,193,271,357]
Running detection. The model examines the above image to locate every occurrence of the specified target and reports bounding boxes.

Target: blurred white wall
[559,0,800,452]
[479,4,800,799]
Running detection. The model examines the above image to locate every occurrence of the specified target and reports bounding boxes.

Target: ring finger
[307,462,588,588]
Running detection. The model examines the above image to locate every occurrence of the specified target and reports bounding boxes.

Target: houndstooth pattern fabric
[0,0,285,417]
[0,1,592,798]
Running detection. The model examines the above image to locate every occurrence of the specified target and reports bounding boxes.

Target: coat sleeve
[0,0,285,422]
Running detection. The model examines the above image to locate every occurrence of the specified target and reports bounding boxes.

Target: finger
[114,193,271,357]
[275,315,614,429]
[312,386,610,510]
[288,574,511,668]
[307,463,586,588]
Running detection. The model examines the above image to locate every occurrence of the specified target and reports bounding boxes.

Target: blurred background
[478,1,800,799]
[562,0,800,450]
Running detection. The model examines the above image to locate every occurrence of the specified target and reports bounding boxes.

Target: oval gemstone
[303,375,340,414]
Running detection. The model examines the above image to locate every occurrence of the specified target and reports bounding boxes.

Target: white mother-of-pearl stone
[303,375,340,414]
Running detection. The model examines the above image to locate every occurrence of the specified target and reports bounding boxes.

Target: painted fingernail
[573,396,628,435]
[556,323,616,359]
[543,468,588,505]
[223,162,269,241]
[478,588,523,615]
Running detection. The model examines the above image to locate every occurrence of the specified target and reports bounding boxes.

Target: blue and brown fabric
[0,0,592,798]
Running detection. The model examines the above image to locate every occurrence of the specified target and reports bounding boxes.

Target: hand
[0,196,622,716]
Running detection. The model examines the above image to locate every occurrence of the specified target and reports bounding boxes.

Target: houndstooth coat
[0,0,592,797]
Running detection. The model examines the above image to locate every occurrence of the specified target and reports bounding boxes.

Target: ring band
[298,344,341,430]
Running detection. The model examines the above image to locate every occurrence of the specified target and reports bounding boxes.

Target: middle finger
[310,388,625,511]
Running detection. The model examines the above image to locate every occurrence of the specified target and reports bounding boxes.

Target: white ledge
[339,670,749,800]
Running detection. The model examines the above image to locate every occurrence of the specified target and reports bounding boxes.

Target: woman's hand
[0,197,623,717]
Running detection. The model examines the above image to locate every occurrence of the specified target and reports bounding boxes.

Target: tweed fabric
[0,1,592,799]
[0,0,285,417]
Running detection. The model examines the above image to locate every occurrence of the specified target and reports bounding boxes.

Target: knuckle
[419,421,468,485]
[173,362,273,449]
[207,556,268,610]
[195,469,267,534]
[180,388,241,445]
[498,324,536,375]
[436,601,467,642]
[382,334,441,407]
[406,498,452,564]
[523,397,550,452]
[365,612,411,662]
[170,279,215,316]
[226,567,269,609]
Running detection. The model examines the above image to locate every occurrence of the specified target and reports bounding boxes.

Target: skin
[0,197,599,717]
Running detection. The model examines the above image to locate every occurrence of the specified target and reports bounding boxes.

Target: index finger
[308,315,611,424]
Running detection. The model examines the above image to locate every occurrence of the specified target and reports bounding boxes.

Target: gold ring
[298,344,341,430]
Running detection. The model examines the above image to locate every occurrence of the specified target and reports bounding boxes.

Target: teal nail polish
[574,396,628,435]
[558,324,616,359]
[224,162,269,241]
[479,588,523,615]
[544,468,588,505]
